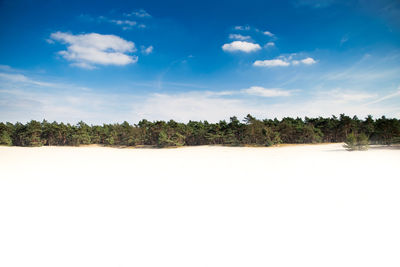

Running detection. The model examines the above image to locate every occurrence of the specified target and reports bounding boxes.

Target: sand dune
[1,144,399,267]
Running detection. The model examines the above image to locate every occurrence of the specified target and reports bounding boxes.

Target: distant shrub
[344,133,369,151]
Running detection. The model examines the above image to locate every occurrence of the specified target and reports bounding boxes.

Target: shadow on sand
[324,144,400,152]
[368,144,400,150]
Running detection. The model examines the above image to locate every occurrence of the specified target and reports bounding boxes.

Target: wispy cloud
[110,19,137,30]
[98,15,142,30]
[3,85,397,124]
[367,87,400,105]
[133,89,399,122]
[263,31,274,37]
[294,0,334,8]
[0,65,15,71]
[133,92,250,122]
[242,86,292,97]
[1,82,399,124]
[124,9,151,18]
[234,25,251,31]
[320,55,400,84]
[234,25,275,37]
[229,34,251,41]
[205,90,236,96]
[301,57,317,65]
[0,73,56,87]
[0,88,139,124]
[50,32,138,69]
[0,71,92,92]
[254,56,317,67]
[222,41,261,53]
[358,0,400,28]
[317,89,377,103]
[1,68,399,124]
[141,45,154,55]
[253,59,290,67]
[0,72,139,123]
[340,35,349,46]
[264,42,275,48]
[79,13,149,30]
[292,57,317,65]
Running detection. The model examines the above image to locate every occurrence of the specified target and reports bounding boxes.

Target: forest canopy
[0,114,399,148]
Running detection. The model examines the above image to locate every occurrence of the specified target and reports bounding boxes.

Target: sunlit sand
[1,144,399,267]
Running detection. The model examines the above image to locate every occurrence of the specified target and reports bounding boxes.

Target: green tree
[343,132,357,151]
[263,127,281,146]
[344,132,369,151]
[357,133,369,150]
[24,120,43,146]
[0,114,399,148]
[0,123,13,146]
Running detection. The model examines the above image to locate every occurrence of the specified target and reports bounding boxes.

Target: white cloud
[264,42,275,48]
[254,56,317,67]
[222,41,261,53]
[263,31,274,37]
[253,59,290,67]
[301,57,317,65]
[229,34,251,41]
[242,86,292,97]
[50,32,138,68]
[141,45,154,55]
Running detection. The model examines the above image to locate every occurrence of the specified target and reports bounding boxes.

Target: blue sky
[0,0,399,124]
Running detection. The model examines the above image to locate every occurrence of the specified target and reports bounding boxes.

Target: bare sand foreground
[0,144,399,267]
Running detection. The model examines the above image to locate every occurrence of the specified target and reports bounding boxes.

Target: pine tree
[0,131,12,146]
[356,133,369,150]
[343,133,357,151]
[344,132,369,151]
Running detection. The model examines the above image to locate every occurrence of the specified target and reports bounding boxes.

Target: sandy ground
[0,143,399,267]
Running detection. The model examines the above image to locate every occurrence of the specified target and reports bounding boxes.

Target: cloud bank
[2,67,399,124]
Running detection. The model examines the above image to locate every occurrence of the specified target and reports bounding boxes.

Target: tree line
[0,114,399,147]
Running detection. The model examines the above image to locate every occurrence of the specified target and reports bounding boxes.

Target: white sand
[0,144,399,267]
